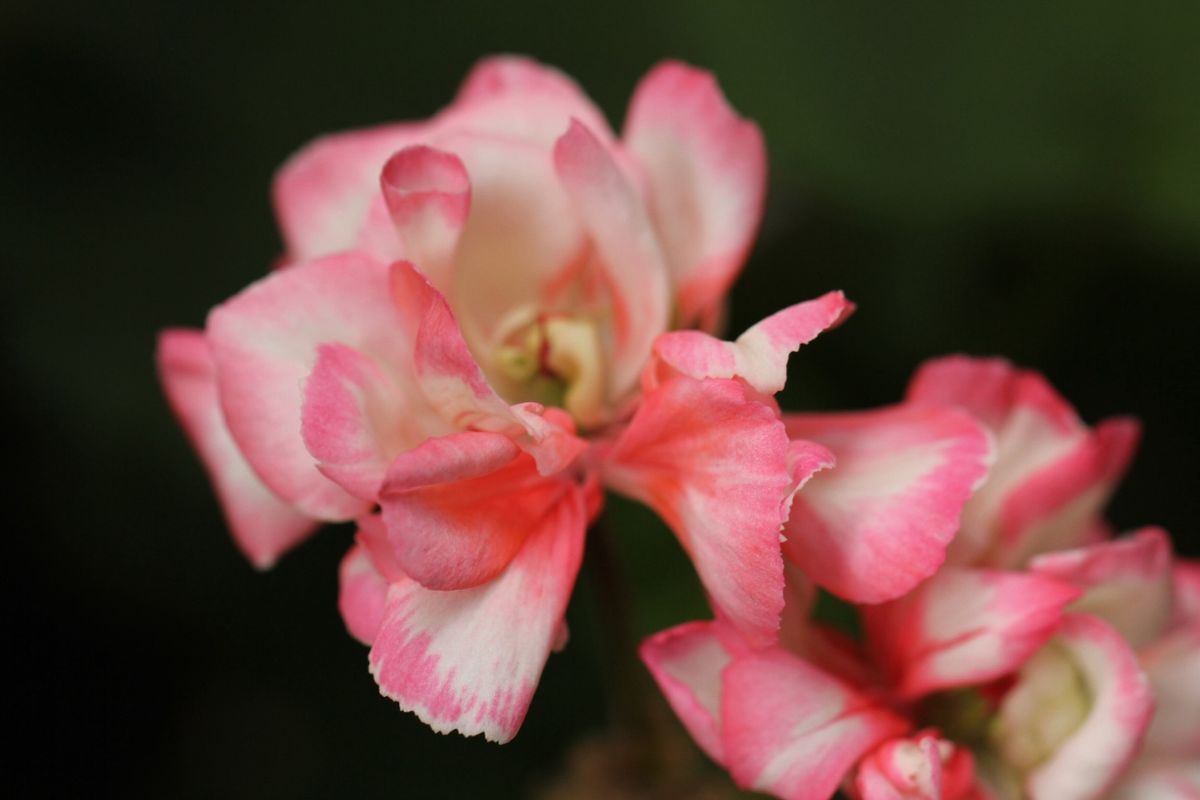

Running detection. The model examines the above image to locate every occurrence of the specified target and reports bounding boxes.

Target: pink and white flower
[643,362,1198,799]
[160,57,995,742]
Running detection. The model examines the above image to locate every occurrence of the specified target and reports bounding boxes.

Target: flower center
[490,306,607,429]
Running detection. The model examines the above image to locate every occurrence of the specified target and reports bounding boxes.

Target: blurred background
[4,1,1198,797]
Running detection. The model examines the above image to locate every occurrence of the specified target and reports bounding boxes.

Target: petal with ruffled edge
[623,61,767,330]
[1030,528,1175,649]
[906,356,1139,568]
[602,377,797,646]
[443,55,615,148]
[367,489,586,743]
[722,647,910,800]
[995,613,1153,800]
[782,405,993,603]
[272,123,426,261]
[207,252,419,520]
[861,568,1080,699]
[553,119,671,401]
[157,329,317,567]
[645,292,854,397]
[379,430,573,590]
[390,261,586,475]
[640,621,744,763]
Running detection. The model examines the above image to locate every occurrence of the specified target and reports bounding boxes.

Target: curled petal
[862,568,1080,699]
[157,329,316,567]
[722,647,909,800]
[640,621,737,763]
[646,291,854,396]
[553,119,671,400]
[379,431,572,590]
[783,406,993,603]
[1030,528,1176,648]
[623,60,767,328]
[854,732,976,800]
[1174,560,1200,629]
[368,488,586,743]
[338,541,389,646]
[602,377,793,645]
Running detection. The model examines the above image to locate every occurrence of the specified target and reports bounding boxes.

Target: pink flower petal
[862,568,1080,699]
[1108,760,1200,800]
[646,292,854,396]
[302,342,441,501]
[446,55,615,147]
[722,647,909,800]
[368,487,586,743]
[855,732,977,800]
[602,377,793,646]
[623,61,767,329]
[1138,628,1200,757]
[157,329,317,567]
[273,122,425,261]
[1030,528,1176,648]
[906,355,1139,567]
[338,541,389,645]
[207,252,416,520]
[379,430,573,590]
[1012,614,1154,799]
[640,621,737,763]
[783,405,993,603]
[553,119,671,400]
[1174,560,1200,629]
[390,261,587,475]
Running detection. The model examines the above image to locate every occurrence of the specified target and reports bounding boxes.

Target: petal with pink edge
[208,252,418,520]
[855,732,977,800]
[338,542,389,646]
[157,328,316,568]
[1174,560,1200,629]
[994,613,1153,800]
[722,647,910,800]
[1139,628,1200,757]
[553,120,671,399]
[602,377,794,646]
[368,487,586,743]
[273,122,425,261]
[861,568,1079,699]
[445,55,615,147]
[379,430,572,590]
[646,292,854,396]
[640,621,739,764]
[623,61,767,329]
[782,405,993,603]
[301,343,436,501]
[1030,528,1175,649]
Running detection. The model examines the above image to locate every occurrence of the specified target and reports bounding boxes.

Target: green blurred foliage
[3,1,1197,797]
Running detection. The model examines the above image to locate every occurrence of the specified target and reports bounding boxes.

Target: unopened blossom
[160,57,996,743]
[643,360,1200,798]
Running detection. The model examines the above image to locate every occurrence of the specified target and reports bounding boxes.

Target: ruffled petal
[782,405,993,603]
[722,647,910,800]
[639,621,737,763]
[378,430,572,590]
[1030,528,1176,649]
[207,252,417,519]
[157,329,317,567]
[367,488,586,743]
[553,119,671,400]
[623,61,767,328]
[273,123,425,261]
[602,377,793,646]
[645,292,854,396]
[862,568,1079,699]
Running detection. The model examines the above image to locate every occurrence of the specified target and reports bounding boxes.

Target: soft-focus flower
[163,56,975,742]
[643,360,1200,799]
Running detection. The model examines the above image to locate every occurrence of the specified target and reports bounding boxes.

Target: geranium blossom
[643,358,1200,798]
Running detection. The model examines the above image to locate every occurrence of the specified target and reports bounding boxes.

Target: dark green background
[5,1,1198,797]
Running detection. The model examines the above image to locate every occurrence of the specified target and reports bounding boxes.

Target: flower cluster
[644,357,1200,799]
[157,55,1197,795]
